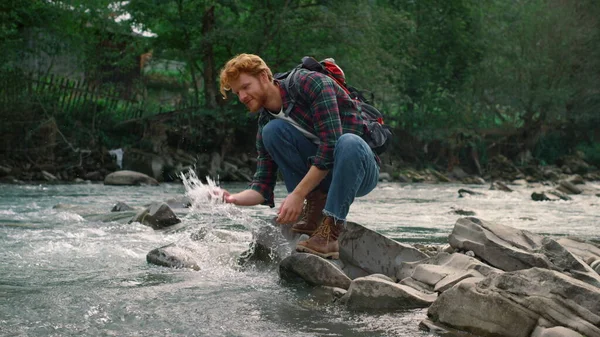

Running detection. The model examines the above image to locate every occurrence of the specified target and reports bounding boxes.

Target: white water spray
[179,170,268,232]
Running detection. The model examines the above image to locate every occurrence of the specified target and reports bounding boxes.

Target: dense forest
[1,0,599,183]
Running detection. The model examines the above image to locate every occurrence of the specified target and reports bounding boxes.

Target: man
[218,53,379,259]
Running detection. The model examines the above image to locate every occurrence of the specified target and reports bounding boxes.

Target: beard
[245,82,270,113]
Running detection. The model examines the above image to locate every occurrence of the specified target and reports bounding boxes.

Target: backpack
[275,56,393,155]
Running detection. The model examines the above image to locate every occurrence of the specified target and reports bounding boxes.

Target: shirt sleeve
[301,72,343,170]
[248,120,277,208]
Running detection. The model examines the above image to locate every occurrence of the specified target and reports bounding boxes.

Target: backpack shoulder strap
[282,67,301,116]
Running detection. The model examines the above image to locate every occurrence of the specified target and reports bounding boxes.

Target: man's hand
[213,189,264,206]
[277,192,304,224]
[219,189,237,204]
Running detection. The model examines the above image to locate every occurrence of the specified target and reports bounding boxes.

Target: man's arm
[293,166,329,198]
[224,189,265,206]
[276,165,329,224]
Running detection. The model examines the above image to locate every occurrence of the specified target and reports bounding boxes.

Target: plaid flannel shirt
[249,69,379,207]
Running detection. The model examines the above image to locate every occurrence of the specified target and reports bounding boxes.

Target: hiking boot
[296,216,343,259]
[291,189,327,235]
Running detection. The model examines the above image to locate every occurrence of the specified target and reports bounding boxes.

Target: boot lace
[313,220,332,239]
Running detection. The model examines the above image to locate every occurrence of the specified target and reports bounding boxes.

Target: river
[1,180,599,336]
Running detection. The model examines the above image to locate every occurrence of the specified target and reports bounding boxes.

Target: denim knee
[335,134,369,157]
[262,119,288,149]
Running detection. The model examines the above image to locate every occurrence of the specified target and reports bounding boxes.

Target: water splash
[180,170,267,232]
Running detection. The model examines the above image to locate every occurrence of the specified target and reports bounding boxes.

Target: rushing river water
[1,180,599,337]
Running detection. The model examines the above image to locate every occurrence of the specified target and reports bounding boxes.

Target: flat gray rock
[339,222,427,279]
[397,252,502,293]
[427,268,600,337]
[341,275,437,310]
[556,237,600,267]
[279,253,351,289]
[449,217,552,271]
[104,170,159,186]
[449,217,600,286]
[531,325,586,337]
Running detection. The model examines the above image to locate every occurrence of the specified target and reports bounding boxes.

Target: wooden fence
[0,71,143,120]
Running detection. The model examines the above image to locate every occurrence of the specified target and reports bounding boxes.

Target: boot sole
[295,245,339,260]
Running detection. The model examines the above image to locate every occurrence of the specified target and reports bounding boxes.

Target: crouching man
[217,53,379,259]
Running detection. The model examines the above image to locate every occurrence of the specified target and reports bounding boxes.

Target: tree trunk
[202,6,219,109]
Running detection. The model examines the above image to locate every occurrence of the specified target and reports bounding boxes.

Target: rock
[427,268,600,337]
[556,180,583,195]
[429,169,451,183]
[339,222,428,279]
[398,277,435,294]
[555,237,600,269]
[309,286,347,304]
[532,190,572,201]
[512,179,528,185]
[548,190,572,200]
[104,170,159,186]
[490,181,513,192]
[531,326,585,337]
[146,243,200,270]
[556,155,591,175]
[458,188,485,197]
[239,224,296,265]
[461,176,486,184]
[378,172,391,182]
[340,275,437,310]
[450,207,476,216]
[130,202,181,230]
[111,202,134,212]
[41,170,58,181]
[368,273,395,282]
[279,253,351,289]
[397,252,502,293]
[448,217,600,286]
[449,217,552,272]
[567,174,585,185]
[532,191,558,201]
[488,154,524,181]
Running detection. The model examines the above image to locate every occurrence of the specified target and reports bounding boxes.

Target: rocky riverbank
[48,176,599,337]
[131,195,600,337]
[1,147,599,187]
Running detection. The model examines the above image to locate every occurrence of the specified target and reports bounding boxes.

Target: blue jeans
[262,119,379,222]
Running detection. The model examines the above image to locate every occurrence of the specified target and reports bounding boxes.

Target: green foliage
[577,142,600,167]
[2,0,599,168]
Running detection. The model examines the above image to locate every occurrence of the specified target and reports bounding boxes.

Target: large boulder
[279,253,351,290]
[340,275,437,310]
[130,202,181,230]
[339,222,428,279]
[104,170,159,186]
[426,268,600,337]
[448,217,600,287]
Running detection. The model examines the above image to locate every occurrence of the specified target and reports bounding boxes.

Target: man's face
[229,72,269,113]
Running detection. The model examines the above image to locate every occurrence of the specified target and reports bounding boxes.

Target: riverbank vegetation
[1,0,599,182]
